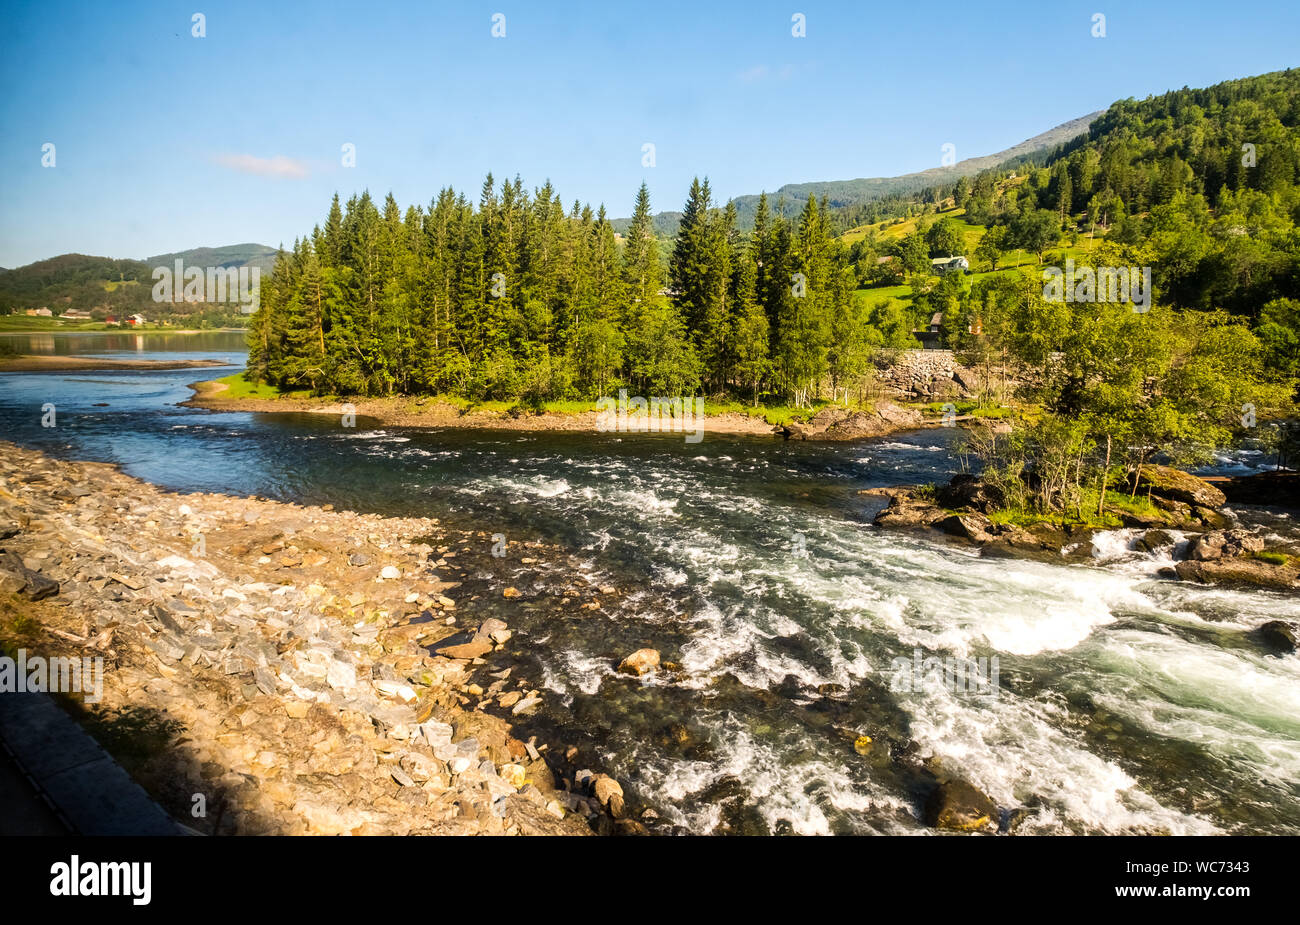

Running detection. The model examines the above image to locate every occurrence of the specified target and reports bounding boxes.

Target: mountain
[147,243,279,275]
[615,111,1103,233]
[0,247,274,324]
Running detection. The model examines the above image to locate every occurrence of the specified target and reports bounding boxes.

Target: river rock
[479,618,511,645]
[1135,529,1176,552]
[593,776,625,818]
[0,551,59,601]
[1174,558,1299,590]
[1188,529,1265,561]
[1258,621,1297,654]
[938,512,993,543]
[433,632,494,660]
[380,565,400,579]
[617,648,661,676]
[873,493,946,530]
[923,779,998,832]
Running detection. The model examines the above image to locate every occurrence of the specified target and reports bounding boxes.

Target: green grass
[208,372,311,400]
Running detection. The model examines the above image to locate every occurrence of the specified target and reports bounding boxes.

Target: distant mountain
[147,243,279,275]
[0,247,273,324]
[615,111,1103,233]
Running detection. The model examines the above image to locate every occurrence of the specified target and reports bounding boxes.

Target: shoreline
[0,355,231,372]
[0,441,636,835]
[183,376,949,441]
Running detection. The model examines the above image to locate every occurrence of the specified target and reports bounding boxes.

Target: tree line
[245,175,905,406]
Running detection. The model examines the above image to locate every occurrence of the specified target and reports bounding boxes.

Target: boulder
[873,493,946,530]
[1188,530,1265,561]
[1258,621,1297,654]
[479,618,512,645]
[593,776,626,818]
[935,474,1003,513]
[1174,558,1299,591]
[1135,529,1175,553]
[1131,465,1226,509]
[617,648,661,676]
[923,779,998,832]
[937,512,994,543]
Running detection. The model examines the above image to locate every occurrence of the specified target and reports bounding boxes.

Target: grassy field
[0,315,113,331]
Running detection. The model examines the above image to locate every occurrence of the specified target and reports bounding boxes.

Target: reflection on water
[0,330,247,356]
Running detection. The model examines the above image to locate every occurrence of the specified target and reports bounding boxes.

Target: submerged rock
[1258,621,1297,654]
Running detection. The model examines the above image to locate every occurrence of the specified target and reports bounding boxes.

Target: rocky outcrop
[776,401,925,442]
[872,349,979,402]
[1132,465,1227,509]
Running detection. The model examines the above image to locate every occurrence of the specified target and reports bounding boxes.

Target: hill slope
[148,243,279,275]
[614,111,1102,234]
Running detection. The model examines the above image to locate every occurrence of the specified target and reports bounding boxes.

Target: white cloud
[214,153,308,179]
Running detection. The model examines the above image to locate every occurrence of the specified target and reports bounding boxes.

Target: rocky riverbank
[0,442,642,835]
[866,466,1300,598]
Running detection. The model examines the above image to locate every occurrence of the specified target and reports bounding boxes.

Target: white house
[931,256,969,274]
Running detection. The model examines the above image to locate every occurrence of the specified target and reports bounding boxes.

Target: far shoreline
[0,355,231,372]
[183,375,953,442]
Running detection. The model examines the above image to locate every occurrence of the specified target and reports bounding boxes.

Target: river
[1,330,1297,835]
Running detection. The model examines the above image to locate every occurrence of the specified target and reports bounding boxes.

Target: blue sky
[1,0,1297,268]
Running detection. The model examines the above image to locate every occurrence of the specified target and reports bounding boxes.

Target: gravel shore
[0,442,635,835]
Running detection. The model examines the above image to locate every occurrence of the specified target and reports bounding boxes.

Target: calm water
[2,332,1298,835]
